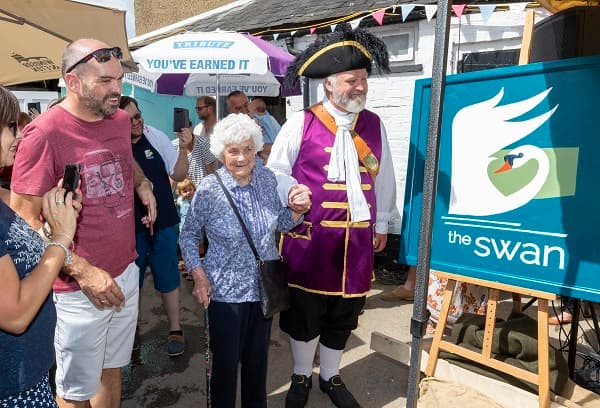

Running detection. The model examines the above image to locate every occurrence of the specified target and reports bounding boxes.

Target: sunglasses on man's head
[66,47,123,74]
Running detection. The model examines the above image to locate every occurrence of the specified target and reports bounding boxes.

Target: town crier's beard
[327,71,368,113]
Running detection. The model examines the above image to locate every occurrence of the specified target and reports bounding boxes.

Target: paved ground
[121,272,414,407]
[121,269,600,407]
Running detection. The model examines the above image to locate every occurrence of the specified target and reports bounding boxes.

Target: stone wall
[135,0,234,35]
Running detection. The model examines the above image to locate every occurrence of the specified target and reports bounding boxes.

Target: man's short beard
[328,74,367,113]
[332,89,367,113]
[80,83,119,117]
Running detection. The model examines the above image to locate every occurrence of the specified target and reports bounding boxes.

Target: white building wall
[13,91,61,114]
[285,7,550,234]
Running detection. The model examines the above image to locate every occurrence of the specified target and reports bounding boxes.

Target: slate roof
[190,0,417,32]
[130,0,536,47]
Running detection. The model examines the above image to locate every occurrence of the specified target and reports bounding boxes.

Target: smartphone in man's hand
[63,164,80,199]
[173,107,189,132]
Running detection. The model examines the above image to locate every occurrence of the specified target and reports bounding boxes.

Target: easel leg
[538,299,550,408]
[482,289,499,358]
[425,279,456,376]
[512,293,523,313]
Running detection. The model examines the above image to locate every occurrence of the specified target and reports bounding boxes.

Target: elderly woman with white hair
[180,113,310,407]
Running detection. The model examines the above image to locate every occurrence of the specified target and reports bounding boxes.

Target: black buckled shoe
[285,374,312,408]
[319,375,361,408]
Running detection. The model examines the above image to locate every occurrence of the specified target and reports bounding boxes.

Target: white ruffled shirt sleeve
[266,111,304,205]
[374,123,397,234]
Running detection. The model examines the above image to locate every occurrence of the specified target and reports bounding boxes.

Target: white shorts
[53,262,139,401]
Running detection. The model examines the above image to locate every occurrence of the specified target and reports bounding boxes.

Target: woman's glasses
[7,121,17,137]
[66,47,123,73]
[130,112,142,122]
[4,121,19,154]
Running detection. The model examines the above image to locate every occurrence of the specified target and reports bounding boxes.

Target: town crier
[267,26,397,408]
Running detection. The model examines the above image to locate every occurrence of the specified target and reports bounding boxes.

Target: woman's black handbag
[215,173,290,319]
[256,258,290,319]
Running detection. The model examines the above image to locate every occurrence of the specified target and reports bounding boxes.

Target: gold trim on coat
[322,183,372,191]
[321,201,371,209]
[284,221,312,240]
[323,165,367,173]
[320,220,371,228]
[288,283,371,298]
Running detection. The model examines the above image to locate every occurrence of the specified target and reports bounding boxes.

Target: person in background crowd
[48,96,66,111]
[0,112,30,191]
[18,111,32,130]
[10,38,156,408]
[268,27,396,408]
[176,178,195,234]
[249,97,281,163]
[180,113,310,408]
[120,95,191,357]
[175,178,196,281]
[0,85,80,408]
[226,90,250,115]
[173,95,217,187]
[381,266,416,301]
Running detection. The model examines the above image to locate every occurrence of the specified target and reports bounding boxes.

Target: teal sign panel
[399,54,600,302]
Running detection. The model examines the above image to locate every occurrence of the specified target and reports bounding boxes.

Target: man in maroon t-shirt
[11,38,156,408]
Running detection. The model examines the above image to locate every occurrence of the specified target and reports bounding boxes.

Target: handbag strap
[214,172,261,262]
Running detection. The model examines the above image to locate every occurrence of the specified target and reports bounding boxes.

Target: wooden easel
[425,271,558,408]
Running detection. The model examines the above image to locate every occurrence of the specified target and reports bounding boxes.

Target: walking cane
[204,307,211,408]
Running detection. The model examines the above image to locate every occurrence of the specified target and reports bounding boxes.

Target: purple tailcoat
[281,108,382,296]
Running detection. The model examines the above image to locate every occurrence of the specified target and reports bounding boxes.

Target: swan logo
[449,88,578,216]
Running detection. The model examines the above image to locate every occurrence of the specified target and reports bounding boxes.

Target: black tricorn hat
[284,26,390,90]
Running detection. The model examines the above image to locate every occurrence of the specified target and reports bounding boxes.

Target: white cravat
[327,111,371,222]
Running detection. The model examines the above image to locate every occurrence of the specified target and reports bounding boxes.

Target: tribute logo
[448,87,578,216]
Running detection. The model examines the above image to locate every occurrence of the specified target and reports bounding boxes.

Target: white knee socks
[290,337,319,377]
[318,343,343,381]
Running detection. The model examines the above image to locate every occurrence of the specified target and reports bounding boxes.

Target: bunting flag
[452,4,466,18]
[424,4,438,21]
[400,4,416,22]
[349,17,363,30]
[509,2,528,12]
[479,4,496,23]
[372,9,386,25]
[257,3,533,39]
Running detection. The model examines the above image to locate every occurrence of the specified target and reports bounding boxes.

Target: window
[372,25,415,63]
[383,33,412,62]
[458,49,520,73]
